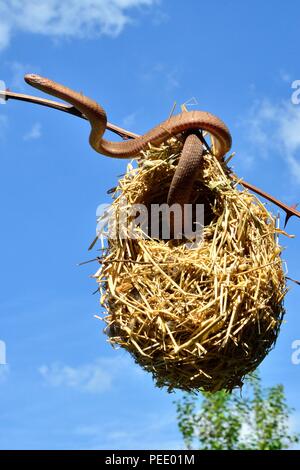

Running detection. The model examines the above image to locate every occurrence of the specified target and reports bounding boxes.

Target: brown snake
[24,74,232,210]
[2,78,300,226]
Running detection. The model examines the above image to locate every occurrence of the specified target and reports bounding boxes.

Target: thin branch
[1,88,300,223]
[199,134,300,224]
[238,180,300,224]
[0,89,138,140]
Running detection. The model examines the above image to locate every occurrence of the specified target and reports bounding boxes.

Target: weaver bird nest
[95,139,287,393]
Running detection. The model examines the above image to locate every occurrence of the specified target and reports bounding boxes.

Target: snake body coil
[24,74,232,210]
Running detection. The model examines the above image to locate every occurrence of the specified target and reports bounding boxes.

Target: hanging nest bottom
[95,138,288,393]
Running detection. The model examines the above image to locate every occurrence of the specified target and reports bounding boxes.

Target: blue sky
[0,0,300,450]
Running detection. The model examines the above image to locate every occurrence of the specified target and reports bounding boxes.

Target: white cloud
[142,63,180,92]
[74,412,182,449]
[122,111,138,129]
[241,98,300,183]
[39,360,112,393]
[38,356,138,393]
[0,0,158,51]
[23,122,42,141]
[0,20,10,50]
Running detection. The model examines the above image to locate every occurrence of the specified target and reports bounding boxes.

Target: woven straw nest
[95,138,288,393]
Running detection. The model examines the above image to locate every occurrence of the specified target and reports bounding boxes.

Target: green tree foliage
[175,372,299,450]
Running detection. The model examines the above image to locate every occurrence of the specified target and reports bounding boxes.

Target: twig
[2,88,300,223]
[77,257,101,266]
[0,89,138,140]
[237,180,300,225]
